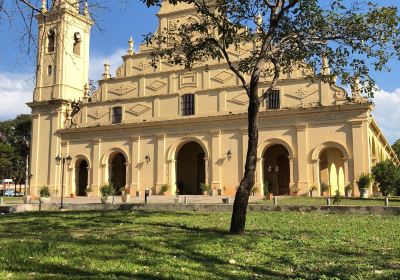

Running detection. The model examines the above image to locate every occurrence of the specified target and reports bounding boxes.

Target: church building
[28,1,399,198]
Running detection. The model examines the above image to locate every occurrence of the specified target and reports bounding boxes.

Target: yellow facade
[28,1,399,198]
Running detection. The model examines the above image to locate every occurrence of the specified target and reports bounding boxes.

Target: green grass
[257,196,400,206]
[0,211,399,279]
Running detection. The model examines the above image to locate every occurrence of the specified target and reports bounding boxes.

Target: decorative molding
[127,104,151,116]
[146,80,167,91]
[179,72,197,88]
[88,110,109,120]
[132,59,151,72]
[108,84,136,96]
[228,93,248,105]
[212,71,234,84]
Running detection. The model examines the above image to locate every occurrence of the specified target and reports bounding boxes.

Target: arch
[311,141,349,162]
[258,138,294,159]
[75,159,89,196]
[101,147,130,165]
[318,147,346,195]
[167,137,209,161]
[262,144,291,195]
[109,152,127,195]
[176,141,206,195]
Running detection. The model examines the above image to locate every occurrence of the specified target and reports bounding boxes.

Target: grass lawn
[0,210,399,280]
[257,196,400,206]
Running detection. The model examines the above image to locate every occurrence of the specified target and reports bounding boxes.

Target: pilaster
[295,124,309,191]
[91,138,101,196]
[130,136,141,193]
[210,130,221,188]
[156,134,166,189]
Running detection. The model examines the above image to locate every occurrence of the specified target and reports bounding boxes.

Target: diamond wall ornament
[132,60,151,72]
[108,84,136,96]
[147,80,167,91]
[88,110,108,120]
[127,104,151,116]
[213,71,234,83]
[229,93,248,105]
[286,88,317,105]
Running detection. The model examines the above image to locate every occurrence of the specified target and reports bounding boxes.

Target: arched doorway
[263,144,290,195]
[176,141,205,195]
[109,153,127,195]
[319,148,345,195]
[76,159,88,196]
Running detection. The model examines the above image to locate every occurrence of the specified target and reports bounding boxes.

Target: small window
[47,65,52,76]
[266,90,280,110]
[112,107,122,124]
[181,94,195,116]
[47,29,55,53]
[73,32,81,55]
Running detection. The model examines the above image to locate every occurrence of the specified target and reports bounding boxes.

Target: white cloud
[89,48,126,81]
[0,73,33,121]
[372,88,400,145]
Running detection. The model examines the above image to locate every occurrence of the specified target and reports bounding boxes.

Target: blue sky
[0,1,399,143]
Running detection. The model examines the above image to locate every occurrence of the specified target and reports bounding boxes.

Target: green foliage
[159,184,170,195]
[200,183,211,192]
[345,184,353,192]
[263,181,271,196]
[310,186,317,191]
[1,210,400,279]
[357,173,372,190]
[391,139,400,160]
[100,183,115,197]
[320,182,329,192]
[0,114,31,182]
[371,160,400,196]
[86,186,93,193]
[39,186,50,198]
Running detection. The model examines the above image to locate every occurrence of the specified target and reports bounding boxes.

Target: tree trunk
[230,92,260,234]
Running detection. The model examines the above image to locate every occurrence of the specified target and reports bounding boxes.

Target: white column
[289,157,294,187]
[241,129,248,174]
[168,159,177,194]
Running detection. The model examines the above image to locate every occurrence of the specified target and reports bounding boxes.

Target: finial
[84,1,89,17]
[255,12,263,32]
[128,36,134,54]
[321,56,330,75]
[75,0,80,12]
[103,60,111,79]
[41,0,47,13]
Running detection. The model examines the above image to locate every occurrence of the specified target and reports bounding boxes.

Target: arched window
[47,29,56,53]
[73,32,81,56]
[112,107,122,124]
[181,94,195,116]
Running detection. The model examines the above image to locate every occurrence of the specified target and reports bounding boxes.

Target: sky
[0,1,399,144]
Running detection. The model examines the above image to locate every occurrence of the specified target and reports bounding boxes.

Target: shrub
[356,173,372,190]
[86,186,93,193]
[200,183,211,193]
[320,182,329,193]
[263,181,271,197]
[39,186,50,198]
[100,183,115,197]
[371,160,400,196]
[344,184,353,192]
[310,186,318,191]
[289,184,299,193]
[159,184,169,195]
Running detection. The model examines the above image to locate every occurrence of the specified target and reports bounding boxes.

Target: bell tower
[28,0,93,197]
[34,0,93,102]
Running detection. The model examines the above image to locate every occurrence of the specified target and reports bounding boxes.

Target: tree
[141,0,400,234]
[371,160,400,196]
[392,139,400,160]
[0,114,31,186]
